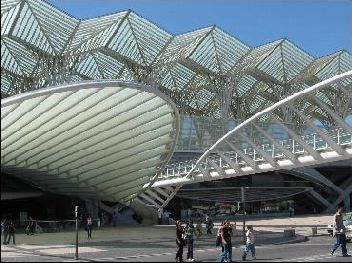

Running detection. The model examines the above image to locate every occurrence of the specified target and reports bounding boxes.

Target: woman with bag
[175,220,185,262]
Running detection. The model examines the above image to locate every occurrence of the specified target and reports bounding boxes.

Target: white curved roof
[1,80,180,203]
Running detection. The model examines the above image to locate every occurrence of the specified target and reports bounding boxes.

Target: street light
[241,187,246,244]
[75,206,79,260]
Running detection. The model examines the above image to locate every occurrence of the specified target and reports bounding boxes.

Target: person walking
[216,221,225,253]
[112,211,118,227]
[185,220,195,261]
[2,218,9,245]
[289,206,294,217]
[164,210,171,225]
[7,219,16,245]
[86,215,93,239]
[26,216,35,235]
[242,225,256,261]
[220,220,233,262]
[175,220,185,262]
[195,220,202,239]
[157,208,163,225]
[330,206,350,257]
[206,218,214,234]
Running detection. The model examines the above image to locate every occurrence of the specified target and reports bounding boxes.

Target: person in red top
[175,220,185,262]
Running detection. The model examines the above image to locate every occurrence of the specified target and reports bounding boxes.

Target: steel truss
[1,0,351,120]
[136,72,352,211]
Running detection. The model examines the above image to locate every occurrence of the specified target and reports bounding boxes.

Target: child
[242,225,256,261]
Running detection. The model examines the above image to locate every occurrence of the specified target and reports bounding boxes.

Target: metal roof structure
[176,187,311,203]
[1,80,180,203]
[136,72,351,211]
[2,0,351,120]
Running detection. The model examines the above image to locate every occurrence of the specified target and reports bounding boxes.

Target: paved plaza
[1,215,351,262]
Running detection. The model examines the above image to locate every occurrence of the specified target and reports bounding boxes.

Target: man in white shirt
[242,225,256,260]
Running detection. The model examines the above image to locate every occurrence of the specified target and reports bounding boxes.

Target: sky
[48,0,351,58]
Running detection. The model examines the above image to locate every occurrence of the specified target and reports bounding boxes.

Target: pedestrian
[26,216,35,235]
[175,220,185,262]
[164,210,171,225]
[102,212,107,226]
[1,218,9,245]
[112,211,118,227]
[86,215,93,239]
[185,219,195,261]
[216,221,225,253]
[7,219,16,245]
[242,225,256,261]
[289,206,294,217]
[220,220,232,262]
[187,208,192,221]
[330,206,350,257]
[157,208,163,225]
[206,218,214,234]
[195,220,203,239]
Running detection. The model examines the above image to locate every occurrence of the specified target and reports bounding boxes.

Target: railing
[158,127,352,180]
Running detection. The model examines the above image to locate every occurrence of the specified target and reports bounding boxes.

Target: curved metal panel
[1,80,180,203]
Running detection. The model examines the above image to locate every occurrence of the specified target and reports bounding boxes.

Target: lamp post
[241,187,246,244]
[75,206,79,260]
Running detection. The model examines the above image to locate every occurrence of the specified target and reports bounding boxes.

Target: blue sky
[48,0,351,57]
